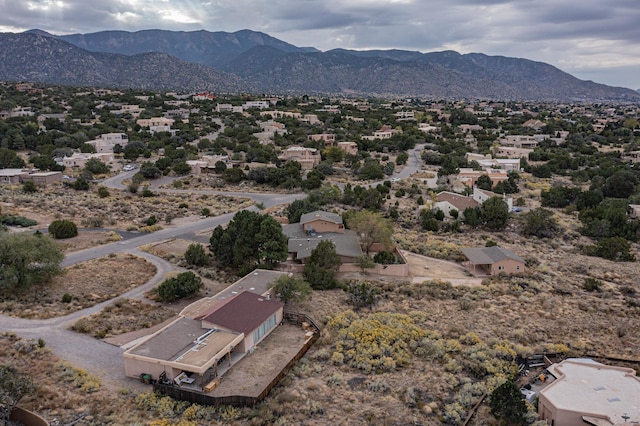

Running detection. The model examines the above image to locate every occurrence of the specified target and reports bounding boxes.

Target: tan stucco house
[538,359,640,425]
[461,246,525,276]
[123,273,285,391]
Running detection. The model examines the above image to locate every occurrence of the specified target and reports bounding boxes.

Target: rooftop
[284,225,363,260]
[461,246,525,265]
[542,359,640,424]
[299,210,343,225]
[199,291,284,335]
[126,317,242,373]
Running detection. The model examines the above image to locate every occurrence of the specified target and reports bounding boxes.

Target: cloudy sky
[1,0,639,89]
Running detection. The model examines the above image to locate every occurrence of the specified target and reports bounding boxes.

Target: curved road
[2,148,424,388]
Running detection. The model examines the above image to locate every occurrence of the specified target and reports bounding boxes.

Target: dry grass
[71,299,176,339]
[0,184,252,232]
[0,253,156,319]
[0,333,153,425]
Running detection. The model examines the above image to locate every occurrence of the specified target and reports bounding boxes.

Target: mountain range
[0,29,637,101]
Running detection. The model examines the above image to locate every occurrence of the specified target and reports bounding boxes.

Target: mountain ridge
[1,29,637,101]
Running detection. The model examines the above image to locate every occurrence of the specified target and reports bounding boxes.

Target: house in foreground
[124,271,287,391]
[460,246,525,276]
[538,358,640,425]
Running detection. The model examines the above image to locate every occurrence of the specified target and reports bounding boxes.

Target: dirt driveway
[401,250,484,286]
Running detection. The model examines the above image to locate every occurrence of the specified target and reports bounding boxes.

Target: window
[498,265,504,271]
[516,265,520,270]
[253,314,278,344]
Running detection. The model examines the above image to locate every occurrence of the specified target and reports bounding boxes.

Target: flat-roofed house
[538,358,640,426]
[278,146,321,170]
[124,283,284,391]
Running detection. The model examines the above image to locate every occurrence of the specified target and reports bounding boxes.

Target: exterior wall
[337,142,358,156]
[124,356,172,380]
[490,258,525,275]
[302,219,344,234]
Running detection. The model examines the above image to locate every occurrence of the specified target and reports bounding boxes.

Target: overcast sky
[2,0,639,90]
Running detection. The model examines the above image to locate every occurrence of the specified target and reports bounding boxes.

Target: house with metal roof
[460,246,525,276]
[538,358,640,426]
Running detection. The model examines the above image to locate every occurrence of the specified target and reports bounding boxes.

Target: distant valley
[0,29,638,101]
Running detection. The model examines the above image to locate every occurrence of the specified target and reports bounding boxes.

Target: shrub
[184,244,208,267]
[97,186,110,198]
[141,188,156,197]
[156,272,202,302]
[201,207,211,217]
[345,281,379,309]
[48,219,78,239]
[583,278,602,292]
[22,181,37,193]
[1,215,37,227]
[61,293,73,303]
[583,237,636,262]
[145,215,158,226]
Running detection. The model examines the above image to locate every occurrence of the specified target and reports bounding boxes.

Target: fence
[153,312,321,407]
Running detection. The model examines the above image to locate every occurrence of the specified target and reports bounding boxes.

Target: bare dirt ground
[71,298,176,339]
[402,250,483,286]
[210,323,312,398]
[0,253,156,319]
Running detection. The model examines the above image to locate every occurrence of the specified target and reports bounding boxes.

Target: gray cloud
[0,0,638,88]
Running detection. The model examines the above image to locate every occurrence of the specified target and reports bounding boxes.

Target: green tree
[489,380,527,426]
[0,364,37,424]
[476,174,493,191]
[463,206,483,227]
[355,255,376,272]
[209,211,288,271]
[583,237,636,262]
[522,208,560,238]
[270,275,312,304]
[214,160,227,173]
[482,197,509,230]
[156,272,202,302]
[172,161,192,175]
[184,243,208,267]
[48,219,78,239]
[345,210,393,254]
[602,171,637,199]
[223,167,245,183]
[85,158,110,174]
[303,240,341,290]
[0,233,64,290]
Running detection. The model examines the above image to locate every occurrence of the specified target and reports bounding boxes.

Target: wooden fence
[153,312,321,407]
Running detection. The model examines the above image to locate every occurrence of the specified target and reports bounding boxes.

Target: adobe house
[460,246,525,276]
[538,359,640,425]
[123,290,283,391]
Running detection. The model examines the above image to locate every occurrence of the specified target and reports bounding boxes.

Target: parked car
[123,165,135,172]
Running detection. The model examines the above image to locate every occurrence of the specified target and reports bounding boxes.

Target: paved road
[2,152,423,389]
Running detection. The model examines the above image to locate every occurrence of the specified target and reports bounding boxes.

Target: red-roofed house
[124,289,283,388]
[198,291,284,353]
